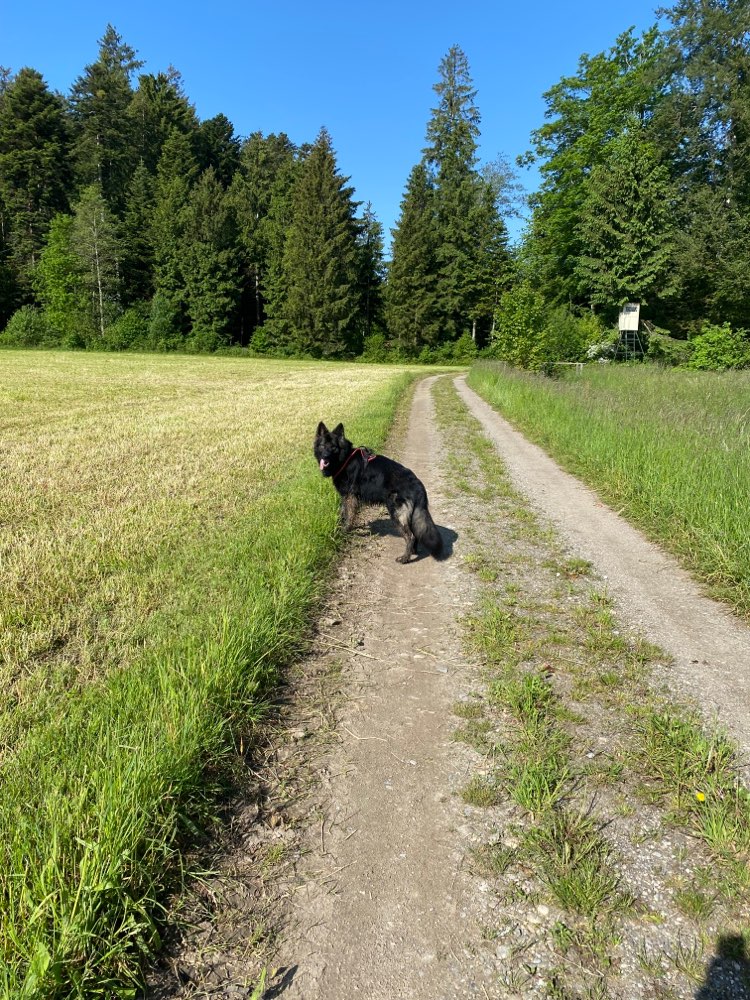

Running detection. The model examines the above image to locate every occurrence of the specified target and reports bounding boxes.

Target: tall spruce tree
[386,163,441,353]
[258,151,300,351]
[129,68,197,172]
[423,45,487,339]
[465,178,511,342]
[150,128,198,345]
[120,162,155,304]
[181,167,240,350]
[228,132,297,337]
[195,114,241,188]
[0,68,71,296]
[389,45,505,347]
[354,202,386,349]
[575,127,678,316]
[69,25,142,213]
[268,128,360,357]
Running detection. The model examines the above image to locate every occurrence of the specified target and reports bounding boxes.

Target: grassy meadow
[468,362,750,618]
[0,350,417,997]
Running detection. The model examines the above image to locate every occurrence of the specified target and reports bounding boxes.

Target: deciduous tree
[72,184,122,339]
[34,213,86,344]
[521,28,666,305]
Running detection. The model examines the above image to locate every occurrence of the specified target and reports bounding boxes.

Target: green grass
[461,775,500,807]
[467,362,750,618]
[634,707,750,859]
[524,809,628,918]
[0,350,420,998]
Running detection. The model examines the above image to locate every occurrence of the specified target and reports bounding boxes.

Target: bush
[688,322,750,370]
[491,286,604,371]
[450,331,478,363]
[103,304,151,351]
[491,282,547,368]
[645,329,694,367]
[148,293,184,351]
[586,328,619,361]
[360,332,391,362]
[534,306,602,369]
[0,306,58,347]
[415,334,478,365]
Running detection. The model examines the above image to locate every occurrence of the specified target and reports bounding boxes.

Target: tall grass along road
[459,368,750,761]
[467,362,750,619]
[0,350,416,998]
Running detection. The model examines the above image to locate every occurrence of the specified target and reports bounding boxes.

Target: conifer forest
[1,0,749,367]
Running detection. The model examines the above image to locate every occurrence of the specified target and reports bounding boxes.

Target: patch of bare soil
[147,373,750,1000]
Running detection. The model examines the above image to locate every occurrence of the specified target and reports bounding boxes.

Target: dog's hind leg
[340,493,359,531]
[389,496,416,563]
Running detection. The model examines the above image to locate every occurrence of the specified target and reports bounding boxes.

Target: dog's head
[314,421,350,477]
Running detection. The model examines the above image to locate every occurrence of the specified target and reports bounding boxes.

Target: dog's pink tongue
[320,458,328,471]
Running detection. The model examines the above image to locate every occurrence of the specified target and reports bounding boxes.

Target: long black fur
[314,421,443,564]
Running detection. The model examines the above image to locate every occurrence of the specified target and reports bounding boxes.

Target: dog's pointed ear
[316,421,328,436]
[332,422,345,438]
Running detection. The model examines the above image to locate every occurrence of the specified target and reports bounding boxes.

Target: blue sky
[3,0,663,247]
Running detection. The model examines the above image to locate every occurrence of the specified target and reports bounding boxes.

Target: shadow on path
[262,964,298,998]
[366,517,458,561]
[695,935,750,999]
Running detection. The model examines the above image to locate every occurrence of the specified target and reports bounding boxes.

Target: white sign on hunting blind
[619,303,640,332]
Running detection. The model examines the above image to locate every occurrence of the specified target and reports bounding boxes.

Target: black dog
[314,422,443,563]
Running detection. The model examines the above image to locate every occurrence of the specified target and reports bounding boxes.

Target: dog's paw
[396,554,413,564]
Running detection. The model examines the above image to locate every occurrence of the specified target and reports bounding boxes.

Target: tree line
[0,27,384,356]
[2,2,749,367]
[0,29,509,360]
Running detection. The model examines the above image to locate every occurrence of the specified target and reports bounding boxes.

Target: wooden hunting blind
[617,303,646,359]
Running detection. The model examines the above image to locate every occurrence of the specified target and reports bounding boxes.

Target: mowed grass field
[0,350,418,997]
[468,361,750,618]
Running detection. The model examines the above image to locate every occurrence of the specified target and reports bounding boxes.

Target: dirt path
[266,376,497,998]
[149,372,750,1000]
[455,375,750,758]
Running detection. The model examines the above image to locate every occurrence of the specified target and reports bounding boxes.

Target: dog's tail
[412,504,444,559]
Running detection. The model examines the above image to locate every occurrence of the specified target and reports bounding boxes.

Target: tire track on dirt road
[456,374,750,759]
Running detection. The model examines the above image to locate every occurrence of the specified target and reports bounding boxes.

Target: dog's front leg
[340,493,359,531]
